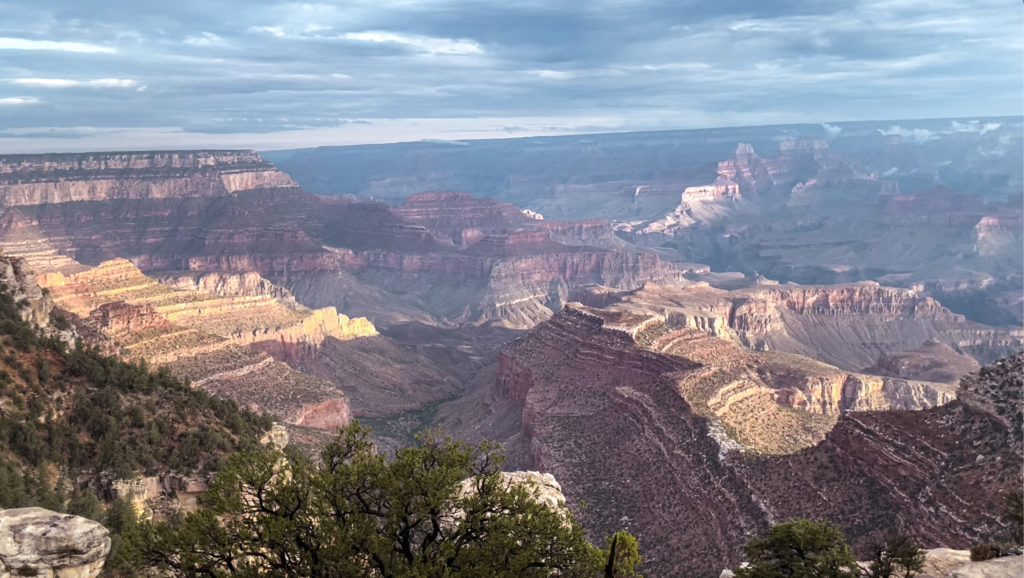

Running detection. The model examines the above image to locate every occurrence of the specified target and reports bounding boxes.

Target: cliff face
[0,179,682,329]
[0,150,296,207]
[494,308,764,577]
[156,271,298,305]
[974,214,1023,257]
[0,255,55,328]
[730,283,1022,370]
[580,282,1022,374]
[392,192,534,246]
[737,355,1023,558]
[492,306,1023,577]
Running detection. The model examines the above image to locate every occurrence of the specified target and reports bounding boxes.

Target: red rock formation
[490,305,1022,577]
[393,192,533,246]
[88,302,169,334]
[0,179,675,328]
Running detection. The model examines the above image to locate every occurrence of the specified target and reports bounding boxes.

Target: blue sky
[0,0,1020,152]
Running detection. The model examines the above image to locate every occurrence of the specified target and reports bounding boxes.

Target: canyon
[0,123,1018,577]
[272,119,1022,326]
[473,303,1022,576]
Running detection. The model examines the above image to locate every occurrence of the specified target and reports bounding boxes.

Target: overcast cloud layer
[0,0,1020,152]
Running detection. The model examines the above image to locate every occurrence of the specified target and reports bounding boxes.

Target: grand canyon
[0,118,1020,577]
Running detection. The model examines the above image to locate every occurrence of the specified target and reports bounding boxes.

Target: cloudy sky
[0,0,1020,152]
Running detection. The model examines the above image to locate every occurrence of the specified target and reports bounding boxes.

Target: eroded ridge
[492,302,1023,576]
[34,258,375,428]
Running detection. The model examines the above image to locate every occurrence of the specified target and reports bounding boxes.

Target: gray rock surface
[0,507,110,578]
[947,554,1024,578]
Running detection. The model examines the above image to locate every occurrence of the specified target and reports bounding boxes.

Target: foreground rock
[0,508,110,578]
[916,549,1023,578]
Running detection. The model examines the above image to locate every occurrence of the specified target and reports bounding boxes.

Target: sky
[0,0,1020,152]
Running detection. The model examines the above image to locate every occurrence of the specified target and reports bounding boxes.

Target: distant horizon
[0,113,1019,156]
[4,1,1020,155]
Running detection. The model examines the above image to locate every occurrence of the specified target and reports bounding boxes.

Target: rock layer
[0,150,296,208]
[32,258,372,429]
[488,304,1022,577]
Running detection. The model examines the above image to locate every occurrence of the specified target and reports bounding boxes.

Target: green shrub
[969,542,1012,561]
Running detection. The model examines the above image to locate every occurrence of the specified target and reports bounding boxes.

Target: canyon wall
[34,258,373,430]
[491,306,1022,576]
[576,282,1022,375]
[0,150,296,207]
[0,181,684,329]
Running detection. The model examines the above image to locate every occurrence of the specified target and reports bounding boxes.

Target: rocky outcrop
[458,471,567,514]
[0,150,296,208]
[905,549,1024,578]
[974,214,1023,257]
[43,259,376,358]
[947,555,1023,578]
[156,270,298,305]
[683,176,741,201]
[0,507,110,578]
[108,474,209,520]
[0,254,54,328]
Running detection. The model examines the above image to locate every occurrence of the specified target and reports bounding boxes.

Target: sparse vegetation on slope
[0,285,272,509]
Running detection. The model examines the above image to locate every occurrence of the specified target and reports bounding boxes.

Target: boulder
[0,507,110,578]
[948,554,1023,578]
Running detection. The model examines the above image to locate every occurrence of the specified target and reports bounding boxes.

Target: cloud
[0,37,115,53]
[880,120,1010,144]
[9,78,141,88]
[821,123,842,139]
[878,126,936,143]
[0,0,1019,150]
[950,120,1001,135]
[249,26,286,38]
[342,31,483,55]
[0,97,40,105]
[527,69,578,80]
[184,32,227,47]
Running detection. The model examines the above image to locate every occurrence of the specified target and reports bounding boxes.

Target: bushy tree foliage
[863,535,925,578]
[604,530,643,577]
[131,423,638,577]
[1005,490,1023,544]
[734,519,860,578]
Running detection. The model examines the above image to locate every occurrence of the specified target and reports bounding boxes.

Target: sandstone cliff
[0,150,296,207]
[156,270,298,304]
[33,258,372,430]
